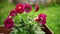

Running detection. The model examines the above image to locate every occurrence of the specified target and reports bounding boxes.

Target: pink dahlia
[9,10,17,17]
[24,4,32,13]
[4,18,14,28]
[35,4,39,12]
[35,14,46,25]
[15,4,25,13]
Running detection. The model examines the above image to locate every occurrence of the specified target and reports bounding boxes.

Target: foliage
[9,12,45,34]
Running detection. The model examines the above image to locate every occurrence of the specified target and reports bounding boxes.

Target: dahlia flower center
[40,17,43,22]
[25,8,29,10]
[8,22,10,24]
[19,6,22,9]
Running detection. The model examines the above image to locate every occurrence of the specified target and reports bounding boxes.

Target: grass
[0,4,15,25]
[0,4,60,34]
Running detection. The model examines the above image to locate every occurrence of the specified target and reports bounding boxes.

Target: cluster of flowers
[4,4,46,29]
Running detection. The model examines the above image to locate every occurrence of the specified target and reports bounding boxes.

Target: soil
[0,26,12,34]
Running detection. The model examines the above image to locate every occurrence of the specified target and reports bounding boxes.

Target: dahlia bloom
[35,4,39,12]
[9,10,17,17]
[15,4,25,13]
[35,14,46,25]
[24,4,32,13]
[4,18,14,28]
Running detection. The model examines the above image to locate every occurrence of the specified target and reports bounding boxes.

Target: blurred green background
[0,0,60,34]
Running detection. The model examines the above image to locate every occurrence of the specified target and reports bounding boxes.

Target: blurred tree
[56,0,60,4]
[0,0,3,3]
[8,0,23,4]
[0,0,7,9]
[23,0,29,4]
[51,0,56,4]
[0,0,7,3]
[8,0,13,4]
[44,0,52,6]
[29,0,35,6]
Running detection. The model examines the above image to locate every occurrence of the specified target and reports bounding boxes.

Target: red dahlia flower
[4,18,14,28]
[24,4,32,13]
[35,14,46,25]
[9,10,17,17]
[35,4,39,12]
[15,4,25,13]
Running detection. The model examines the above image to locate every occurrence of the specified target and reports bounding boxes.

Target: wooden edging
[41,24,54,34]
